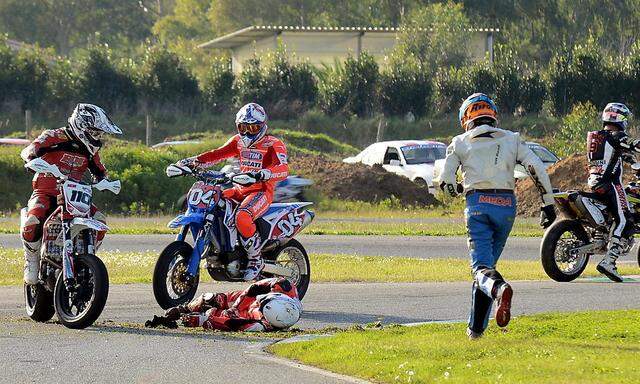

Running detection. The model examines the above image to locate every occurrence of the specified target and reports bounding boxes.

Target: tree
[393,2,471,70]
[0,0,153,54]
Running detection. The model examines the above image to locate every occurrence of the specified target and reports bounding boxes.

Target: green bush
[494,50,521,115]
[14,50,49,111]
[79,48,137,113]
[319,53,378,117]
[546,39,610,116]
[520,72,546,114]
[551,102,598,158]
[201,58,235,114]
[434,66,469,114]
[379,57,432,118]
[137,46,200,112]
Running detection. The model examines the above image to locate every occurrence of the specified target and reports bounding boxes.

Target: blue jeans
[465,192,516,333]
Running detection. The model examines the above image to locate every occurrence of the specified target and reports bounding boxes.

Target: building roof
[199,25,499,49]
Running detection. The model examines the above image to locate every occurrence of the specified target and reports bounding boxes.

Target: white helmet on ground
[67,103,122,155]
[235,103,268,148]
[259,293,302,329]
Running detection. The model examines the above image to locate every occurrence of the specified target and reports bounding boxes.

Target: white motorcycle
[22,158,121,329]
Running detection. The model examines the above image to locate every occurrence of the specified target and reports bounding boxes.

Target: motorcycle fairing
[259,202,314,241]
[62,180,92,217]
[168,213,205,229]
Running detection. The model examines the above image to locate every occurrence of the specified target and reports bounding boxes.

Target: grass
[270,309,640,383]
[0,214,544,237]
[1,250,637,286]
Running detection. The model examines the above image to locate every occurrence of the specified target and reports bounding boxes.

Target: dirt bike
[152,163,315,309]
[22,158,121,328]
[540,164,640,282]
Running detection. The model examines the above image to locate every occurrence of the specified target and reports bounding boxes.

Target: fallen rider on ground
[146,277,302,332]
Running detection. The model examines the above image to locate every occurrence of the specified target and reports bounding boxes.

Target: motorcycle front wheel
[54,254,109,329]
[153,241,199,309]
[540,219,591,282]
[25,283,55,322]
[263,239,311,300]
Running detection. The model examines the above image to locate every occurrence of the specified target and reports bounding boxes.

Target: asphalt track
[2,278,640,383]
[2,232,640,383]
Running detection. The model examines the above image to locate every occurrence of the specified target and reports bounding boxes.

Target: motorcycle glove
[250,169,271,182]
[540,204,556,228]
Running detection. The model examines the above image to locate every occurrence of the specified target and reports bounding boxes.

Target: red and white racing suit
[180,277,299,331]
[20,128,108,244]
[195,134,289,239]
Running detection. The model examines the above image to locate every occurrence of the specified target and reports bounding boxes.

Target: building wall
[230,31,491,73]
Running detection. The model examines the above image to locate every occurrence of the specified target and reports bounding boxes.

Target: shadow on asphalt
[86,323,275,342]
[301,310,430,325]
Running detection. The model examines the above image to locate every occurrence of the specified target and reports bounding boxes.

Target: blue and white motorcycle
[152,163,315,309]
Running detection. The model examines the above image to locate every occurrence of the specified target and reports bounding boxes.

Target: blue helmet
[458,93,498,130]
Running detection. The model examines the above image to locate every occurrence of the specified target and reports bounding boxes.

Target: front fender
[70,217,110,239]
[168,214,205,229]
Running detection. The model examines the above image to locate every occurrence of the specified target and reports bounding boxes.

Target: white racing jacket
[441,125,554,206]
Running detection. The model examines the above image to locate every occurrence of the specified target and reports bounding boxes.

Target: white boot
[22,240,41,285]
[597,237,626,283]
[241,232,264,281]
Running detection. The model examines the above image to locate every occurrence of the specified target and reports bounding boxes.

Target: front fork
[61,218,75,289]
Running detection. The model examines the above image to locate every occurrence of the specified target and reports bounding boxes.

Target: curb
[245,336,374,384]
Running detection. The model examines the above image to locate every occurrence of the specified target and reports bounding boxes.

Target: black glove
[145,315,178,329]
[540,204,556,228]
[249,170,269,182]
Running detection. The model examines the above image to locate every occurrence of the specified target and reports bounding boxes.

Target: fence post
[146,113,151,146]
[25,110,32,138]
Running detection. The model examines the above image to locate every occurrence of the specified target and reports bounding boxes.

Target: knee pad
[236,209,256,238]
[473,267,505,299]
[21,215,42,242]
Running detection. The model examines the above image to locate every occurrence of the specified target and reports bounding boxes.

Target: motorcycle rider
[177,103,289,281]
[587,102,640,282]
[150,277,302,332]
[440,93,556,339]
[20,103,122,285]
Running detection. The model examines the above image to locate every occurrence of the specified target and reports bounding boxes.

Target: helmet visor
[237,122,263,135]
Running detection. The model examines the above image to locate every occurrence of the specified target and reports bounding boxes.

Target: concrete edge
[245,336,374,384]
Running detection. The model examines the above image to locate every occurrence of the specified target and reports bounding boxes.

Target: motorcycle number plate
[63,181,92,216]
[188,181,218,209]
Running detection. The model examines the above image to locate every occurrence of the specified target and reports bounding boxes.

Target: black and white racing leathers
[586,129,640,240]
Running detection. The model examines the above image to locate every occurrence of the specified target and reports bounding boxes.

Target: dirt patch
[515,154,588,216]
[515,153,637,216]
[291,154,438,206]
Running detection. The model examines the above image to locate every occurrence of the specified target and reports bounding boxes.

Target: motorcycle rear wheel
[54,254,109,329]
[540,219,591,282]
[263,239,311,300]
[24,283,55,322]
[153,241,199,309]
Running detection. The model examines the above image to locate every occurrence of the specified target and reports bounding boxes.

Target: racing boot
[597,237,626,282]
[494,282,513,328]
[241,232,265,281]
[466,328,483,340]
[22,240,41,285]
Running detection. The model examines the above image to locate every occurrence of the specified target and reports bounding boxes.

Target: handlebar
[166,163,257,186]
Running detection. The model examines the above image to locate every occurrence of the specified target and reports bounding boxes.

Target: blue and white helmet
[602,102,631,131]
[235,103,268,148]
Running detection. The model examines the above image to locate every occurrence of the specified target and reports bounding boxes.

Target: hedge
[3,36,640,127]
[0,129,357,213]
